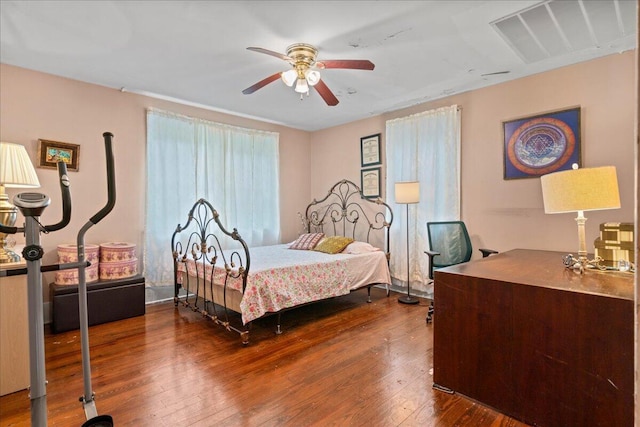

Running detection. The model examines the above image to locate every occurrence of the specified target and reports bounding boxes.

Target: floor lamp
[395,181,420,305]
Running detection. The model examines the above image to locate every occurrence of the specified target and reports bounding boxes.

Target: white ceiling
[1,0,636,131]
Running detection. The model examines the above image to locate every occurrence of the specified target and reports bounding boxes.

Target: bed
[171,179,394,344]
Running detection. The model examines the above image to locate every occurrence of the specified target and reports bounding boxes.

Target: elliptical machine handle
[43,161,72,232]
[0,224,17,235]
[89,132,116,225]
[0,156,70,235]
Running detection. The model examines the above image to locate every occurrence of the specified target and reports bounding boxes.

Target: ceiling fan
[242,43,375,106]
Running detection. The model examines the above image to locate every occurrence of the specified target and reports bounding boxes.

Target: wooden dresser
[0,260,30,396]
[433,249,634,427]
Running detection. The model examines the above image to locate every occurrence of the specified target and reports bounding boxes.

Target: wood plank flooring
[0,288,529,426]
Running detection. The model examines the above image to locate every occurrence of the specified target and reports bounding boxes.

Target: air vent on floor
[491,0,636,63]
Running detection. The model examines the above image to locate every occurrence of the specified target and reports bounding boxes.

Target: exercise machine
[0,132,116,426]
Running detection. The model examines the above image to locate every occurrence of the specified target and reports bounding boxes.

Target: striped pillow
[289,233,325,250]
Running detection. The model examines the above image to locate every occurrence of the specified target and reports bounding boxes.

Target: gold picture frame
[38,139,80,171]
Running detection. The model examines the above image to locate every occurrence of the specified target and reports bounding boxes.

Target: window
[385,105,460,294]
[145,109,280,287]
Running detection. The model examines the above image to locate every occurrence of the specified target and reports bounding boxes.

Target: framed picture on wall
[37,139,81,171]
[360,133,381,167]
[503,107,581,180]
[361,167,381,198]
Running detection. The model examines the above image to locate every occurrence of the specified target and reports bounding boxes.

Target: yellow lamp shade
[541,166,620,214]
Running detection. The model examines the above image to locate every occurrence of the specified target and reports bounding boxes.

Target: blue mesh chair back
[427,221,472,269]
[425,221,497,323]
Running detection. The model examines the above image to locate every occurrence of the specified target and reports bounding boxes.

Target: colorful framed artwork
[503,107,581,180]
[360,133,381,167]
[37,139,80,171]
[361,167,381,199]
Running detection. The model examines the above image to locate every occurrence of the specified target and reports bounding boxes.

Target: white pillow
[343,241,381,254]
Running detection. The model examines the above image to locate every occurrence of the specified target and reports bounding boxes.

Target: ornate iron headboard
[304,179,393,256]
[171,199,251,338]
[171,199,250,284]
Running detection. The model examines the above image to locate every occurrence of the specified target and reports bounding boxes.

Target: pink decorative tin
[55,264,99,285]
[55,244,100,285]
[100,242,137,262]
[57,243,100,264]
[99,258,138,281]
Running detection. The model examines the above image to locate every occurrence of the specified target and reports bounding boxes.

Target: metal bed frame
[171,179,393,344]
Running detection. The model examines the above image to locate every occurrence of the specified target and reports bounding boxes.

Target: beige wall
[0,50,635,300]
[0,64,312,295]
[312,51,636,258]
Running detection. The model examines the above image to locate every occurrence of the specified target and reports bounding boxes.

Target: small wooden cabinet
[0,260,29,396]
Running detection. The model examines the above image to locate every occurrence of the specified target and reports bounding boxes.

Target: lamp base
[1,190,20,263]
[0,248,20,263]
[562,253,606,273]
[398,295,420,305]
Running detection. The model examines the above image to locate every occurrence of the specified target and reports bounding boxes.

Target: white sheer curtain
[145,109,280,287]
[385,105,460,294]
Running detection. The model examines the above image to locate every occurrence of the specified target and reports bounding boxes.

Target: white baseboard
[387,284,433,300]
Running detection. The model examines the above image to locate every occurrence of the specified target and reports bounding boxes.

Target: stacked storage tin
[99,242,137,281]
[54,244,100,285]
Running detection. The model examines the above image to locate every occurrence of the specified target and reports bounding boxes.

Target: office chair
[424,221,497,323]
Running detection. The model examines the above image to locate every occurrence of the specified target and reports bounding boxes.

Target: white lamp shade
[281,69,297,87]
[0,142,40,188]
[294,78,309,94]
[540,166,620,213]
[305,69,321,86]
[395,181,420,204]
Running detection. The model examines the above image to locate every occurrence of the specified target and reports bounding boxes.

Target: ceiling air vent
[491,0,636,63]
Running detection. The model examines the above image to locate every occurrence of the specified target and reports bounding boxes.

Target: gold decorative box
[594,223,634,268]
[599,222,633,244]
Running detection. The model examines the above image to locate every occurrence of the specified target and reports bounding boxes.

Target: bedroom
[0,0,637,425]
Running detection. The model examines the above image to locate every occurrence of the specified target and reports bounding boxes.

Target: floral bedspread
[178,244,390,324]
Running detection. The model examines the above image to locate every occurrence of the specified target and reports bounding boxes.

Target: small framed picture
[360,133,381,167]
[503,107,581,180]
[38,139,80,171]
[361,167,381,199]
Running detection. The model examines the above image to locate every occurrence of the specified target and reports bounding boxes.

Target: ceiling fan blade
[316,59,375,70]
[247,47,292,62]
[242,72,282,95]
[314,79,339,106]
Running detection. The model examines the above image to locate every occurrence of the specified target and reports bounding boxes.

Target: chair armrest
[479,248,499,258]
[424,250,440,280]
[424,250,440,258]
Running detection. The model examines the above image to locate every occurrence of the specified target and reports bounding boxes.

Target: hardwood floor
[0,288,529,426]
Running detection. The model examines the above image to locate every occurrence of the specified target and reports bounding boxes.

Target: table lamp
[395,181,420,304]
[540,165,620,272]
[0,141,41,263]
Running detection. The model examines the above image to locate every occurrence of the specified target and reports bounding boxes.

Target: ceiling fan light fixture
[305,69,321,86]
[295,78,309,94]
[281,69,297,87]
[244,43,374,106]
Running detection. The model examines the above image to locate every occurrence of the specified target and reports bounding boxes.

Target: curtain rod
[385,104,460,125]
[146,107,279,137]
